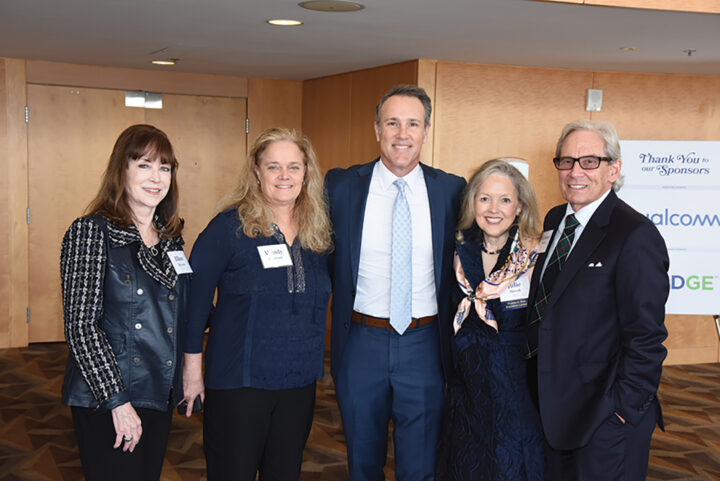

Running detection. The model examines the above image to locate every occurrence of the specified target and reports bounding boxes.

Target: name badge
[167,250,193,274]
[538,230,554,254]
[257,244,293,269]
[500,276,530,311]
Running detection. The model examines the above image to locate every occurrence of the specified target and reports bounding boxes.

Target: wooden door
[27,86,246,342]
[27,85,144,342]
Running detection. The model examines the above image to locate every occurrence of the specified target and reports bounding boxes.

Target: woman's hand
[111,402,142,452]
[181,352,204,418]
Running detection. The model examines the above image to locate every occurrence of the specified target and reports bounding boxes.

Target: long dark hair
[85,124,183,238]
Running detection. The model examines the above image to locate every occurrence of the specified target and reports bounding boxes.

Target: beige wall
[303,59,720,365]
[248,78,303,148]
[0,58,303,348]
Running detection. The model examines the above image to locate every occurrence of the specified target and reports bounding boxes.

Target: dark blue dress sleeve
[184,211,235,353]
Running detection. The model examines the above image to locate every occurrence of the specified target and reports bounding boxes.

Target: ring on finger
[123,435,133,442]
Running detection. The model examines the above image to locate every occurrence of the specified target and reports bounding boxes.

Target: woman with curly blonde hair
[182,127,332,480]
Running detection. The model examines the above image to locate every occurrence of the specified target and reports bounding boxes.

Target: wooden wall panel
[591,70,720,365]
[26,60,248,97]
[302,73,352,172]
[417,59,438,168]
[591,71,720,140]
[349,61,419,167]
[0,59,29,348]
[0,60,8,347]
[146,94,247,251]
[433,62,590,215]
[247,78,303,149]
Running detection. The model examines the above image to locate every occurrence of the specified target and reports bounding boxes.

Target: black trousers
[545,401,659,481]
[71,405,173,481]
[204,383,316,481]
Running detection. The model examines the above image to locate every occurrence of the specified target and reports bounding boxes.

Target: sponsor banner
[665,251,720,316]
[618,140,720,315]
[620,140,720,187]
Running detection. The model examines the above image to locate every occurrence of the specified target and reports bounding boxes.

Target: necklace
[481,245,501,255]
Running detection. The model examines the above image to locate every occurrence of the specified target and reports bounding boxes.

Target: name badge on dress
[537,230,554,254]
[500,276,530,311]
[167,250,193,274]
[257,244,293,269]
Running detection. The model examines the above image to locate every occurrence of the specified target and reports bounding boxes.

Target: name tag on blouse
[538,230,554,254]
[500,276,530,311]
[257,244,293,268]
[168,250,193,274]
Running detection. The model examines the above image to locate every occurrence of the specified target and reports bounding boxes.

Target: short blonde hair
[219,128,332,253]
[457,158,540,243]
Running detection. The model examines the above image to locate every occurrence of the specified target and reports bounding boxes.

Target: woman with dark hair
[436,159,545,480]
[182,127,332,480]
[60,124,189,481]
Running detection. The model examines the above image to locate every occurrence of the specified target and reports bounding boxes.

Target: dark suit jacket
[529,190,669,450]
[325,159,466,381]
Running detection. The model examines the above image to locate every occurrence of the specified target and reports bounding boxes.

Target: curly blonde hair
[219,127,332,253]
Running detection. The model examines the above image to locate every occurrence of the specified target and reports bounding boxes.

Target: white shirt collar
[375,160,424,194]
[564,188,612,227]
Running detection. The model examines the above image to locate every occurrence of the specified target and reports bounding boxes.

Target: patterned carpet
[0,343,718,480]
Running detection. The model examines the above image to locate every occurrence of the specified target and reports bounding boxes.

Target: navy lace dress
[436,227,545,481]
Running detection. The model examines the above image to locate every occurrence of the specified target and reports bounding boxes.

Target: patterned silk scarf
[453,234,538,334]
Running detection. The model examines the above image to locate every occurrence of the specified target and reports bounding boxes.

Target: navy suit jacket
[325,159,466,381]
[529,190,669,450]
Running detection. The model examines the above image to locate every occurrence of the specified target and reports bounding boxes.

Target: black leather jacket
[61,216,189,412]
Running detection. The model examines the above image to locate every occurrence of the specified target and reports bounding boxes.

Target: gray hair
[555,120,624,191]
[375,84,432,127]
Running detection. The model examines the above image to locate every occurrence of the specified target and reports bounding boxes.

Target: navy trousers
[545,401,659,481]
[335,319,445,481]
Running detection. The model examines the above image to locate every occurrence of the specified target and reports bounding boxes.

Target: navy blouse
[184,208,331,390]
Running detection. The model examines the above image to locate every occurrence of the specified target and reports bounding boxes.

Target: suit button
[168,294,175,300]
[133,357,140,364]
[344,323,349,329]
[167,327,174,334]
[166,360,173,367]
[137,288,144,295]
[135,323,142,330]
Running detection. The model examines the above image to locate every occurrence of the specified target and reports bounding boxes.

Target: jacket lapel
[421,164,444,290]
[548,191,617,304]
[349,160,376,287]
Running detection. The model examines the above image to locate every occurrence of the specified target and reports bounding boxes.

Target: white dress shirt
[353,161,437,318]
[540,188,612,277]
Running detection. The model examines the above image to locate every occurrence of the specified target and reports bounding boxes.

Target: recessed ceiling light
[619,47,637,51]
[267,19,303,26]
[152,59,178,66]
[299,0,364,12]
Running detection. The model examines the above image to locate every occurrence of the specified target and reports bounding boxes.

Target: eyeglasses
[553,155,612,170]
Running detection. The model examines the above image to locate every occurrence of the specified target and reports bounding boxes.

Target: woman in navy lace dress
[436,159,545,480]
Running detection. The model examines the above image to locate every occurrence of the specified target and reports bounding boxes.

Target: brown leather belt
[351,311,437,330]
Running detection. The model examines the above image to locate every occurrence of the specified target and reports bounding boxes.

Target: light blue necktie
[391,178,412,335]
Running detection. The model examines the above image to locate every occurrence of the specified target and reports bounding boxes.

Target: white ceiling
[1,0,718,80]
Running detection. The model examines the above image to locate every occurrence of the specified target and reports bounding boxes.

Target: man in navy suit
[527,120,669,480]
[325,85,465,480]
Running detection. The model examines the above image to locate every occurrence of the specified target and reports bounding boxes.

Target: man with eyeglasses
[526,120,669,480]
